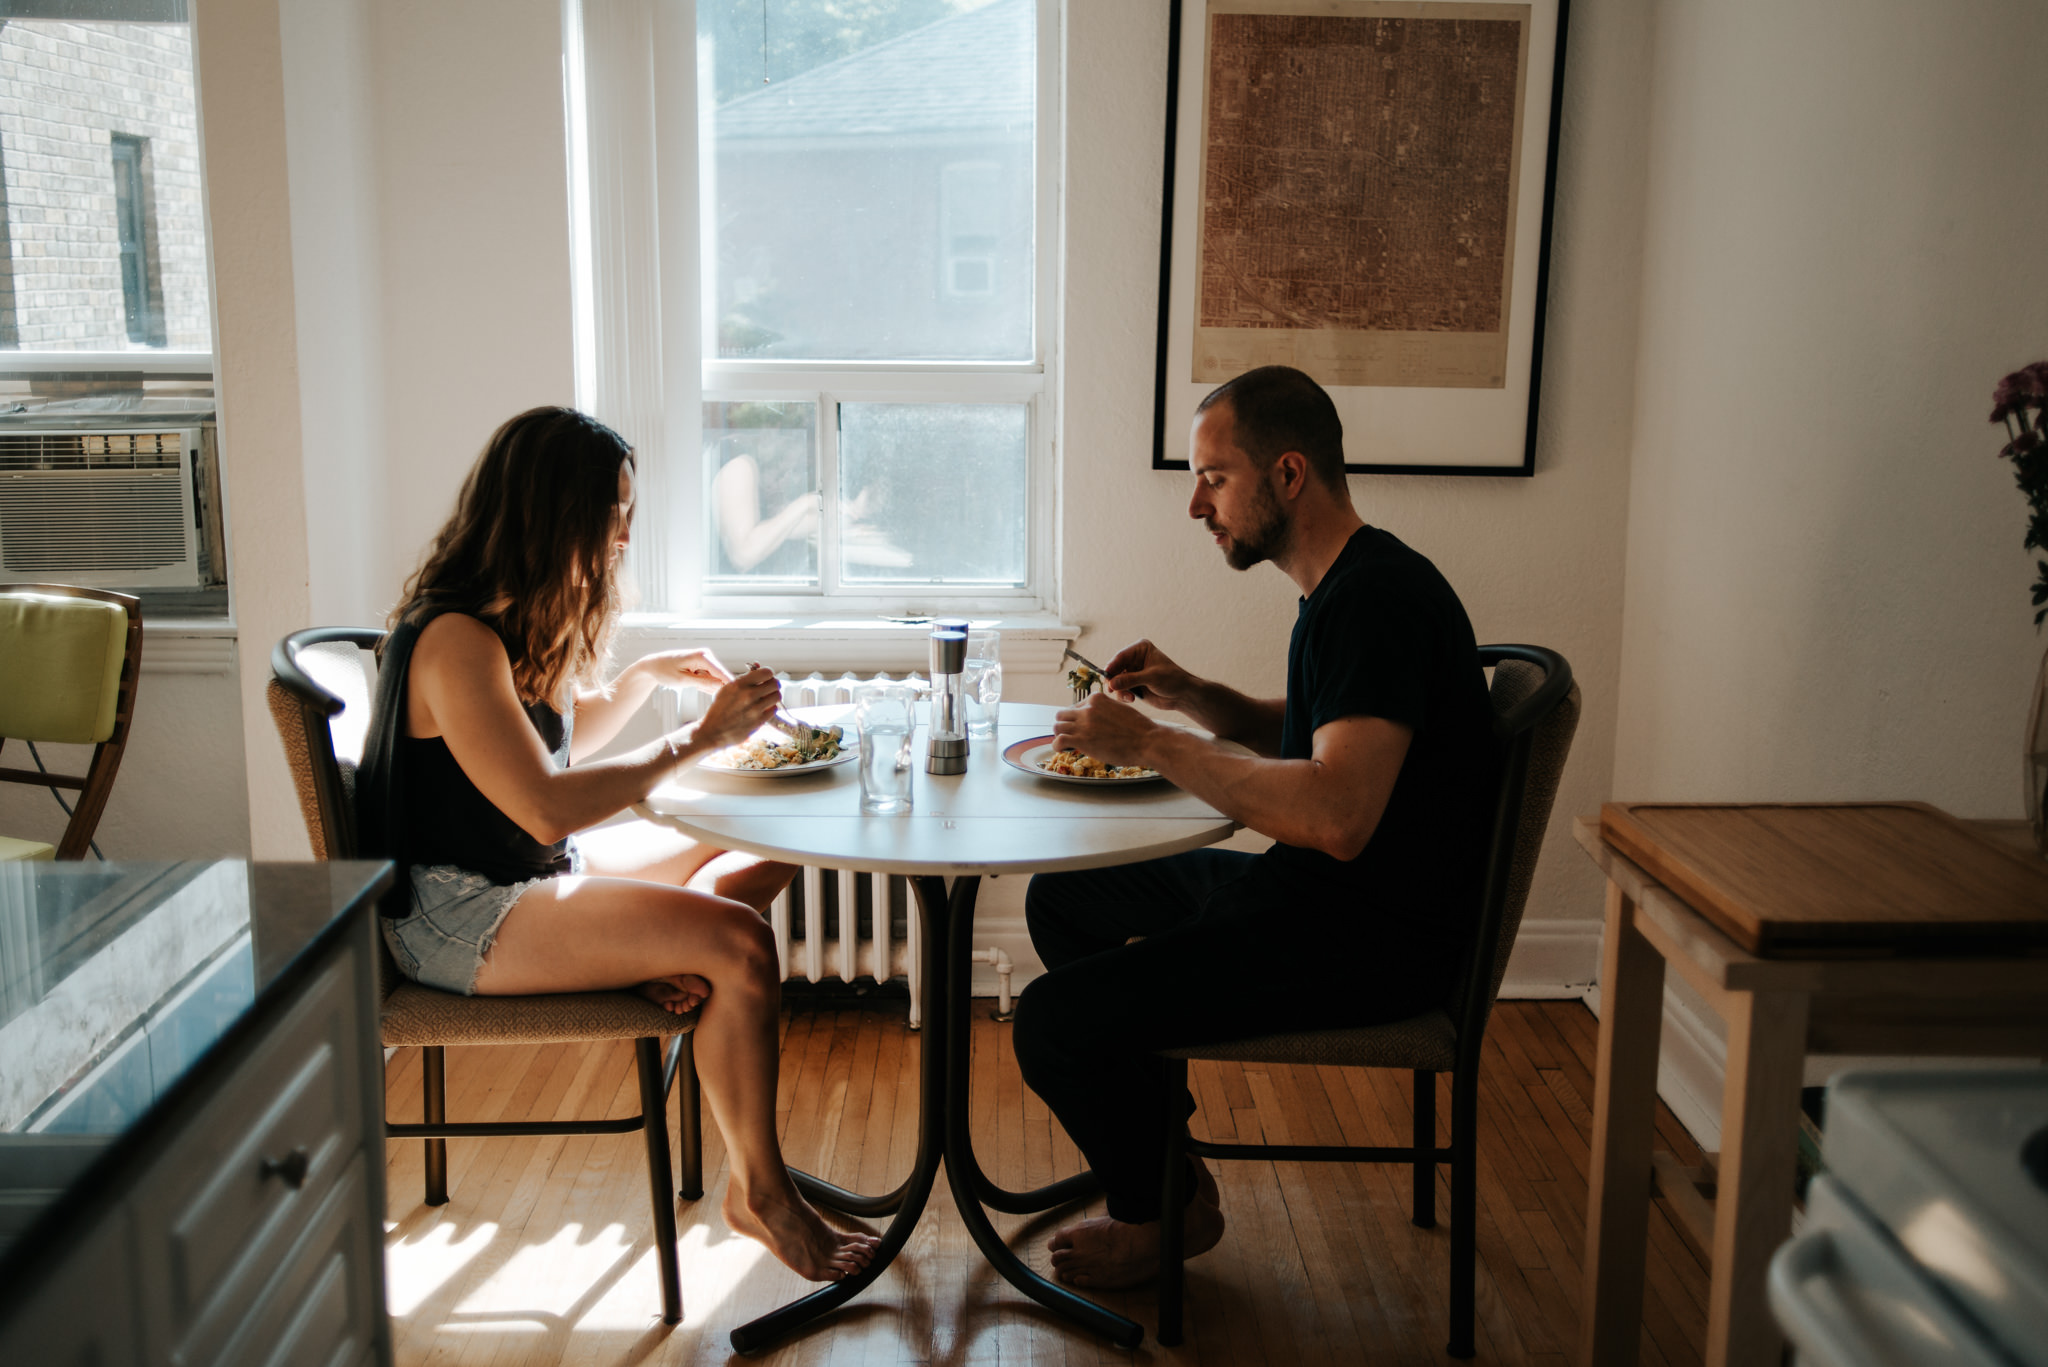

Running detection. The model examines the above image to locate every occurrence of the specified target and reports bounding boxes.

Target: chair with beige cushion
[267,626,705,1324]
[0,585,143,861]
[1156,643,1581,1358]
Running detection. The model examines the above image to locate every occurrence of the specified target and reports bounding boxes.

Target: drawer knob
[260,1147,311,1190]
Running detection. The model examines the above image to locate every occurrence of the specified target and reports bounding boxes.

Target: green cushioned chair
[0,586,142,860]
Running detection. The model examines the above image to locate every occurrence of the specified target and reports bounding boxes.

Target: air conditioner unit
[0,427,203,589]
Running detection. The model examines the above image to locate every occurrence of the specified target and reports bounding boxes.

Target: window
[109,134,165,346]
[940,162,1002,300]
[0,14,209,353]
[704,0,1056,610]
[687,0,1052,613]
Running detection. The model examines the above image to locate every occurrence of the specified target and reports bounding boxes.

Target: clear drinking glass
[855,683,916,815]
[964,630,1002,738]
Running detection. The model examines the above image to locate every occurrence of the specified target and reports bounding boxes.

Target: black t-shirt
[1257,525,1499,950]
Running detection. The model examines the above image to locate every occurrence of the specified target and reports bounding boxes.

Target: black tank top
[355,612,573,910]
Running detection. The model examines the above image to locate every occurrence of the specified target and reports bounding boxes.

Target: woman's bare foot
[1047,1181,1226,1289]
[634,973,710,1014]
[723,1183,881,1281]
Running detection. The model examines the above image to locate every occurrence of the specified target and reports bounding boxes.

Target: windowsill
[615,612,1078,675]
[139,617,238,675]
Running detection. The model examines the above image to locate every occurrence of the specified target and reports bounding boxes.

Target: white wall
[1611,0,2048,1145]
[281,0,386,629]
[365,0,578,613]
[1616,0,2048,812]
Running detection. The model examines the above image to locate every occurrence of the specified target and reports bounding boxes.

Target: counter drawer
[218,1152,380,1367]
[133,944,368,1363]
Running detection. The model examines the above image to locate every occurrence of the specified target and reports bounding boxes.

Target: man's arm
[1052,695,1411,860]
[1100,638,1285,756]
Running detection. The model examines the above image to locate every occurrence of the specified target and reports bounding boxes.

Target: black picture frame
[1151,0,1572,476]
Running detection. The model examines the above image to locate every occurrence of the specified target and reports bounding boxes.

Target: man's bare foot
[634,974,710,1014]
[723,1184,881,1281]
[1047,1197,1225,1290]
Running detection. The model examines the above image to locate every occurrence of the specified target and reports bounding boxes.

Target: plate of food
[702,728,856,777]
[1001,736,1164,785]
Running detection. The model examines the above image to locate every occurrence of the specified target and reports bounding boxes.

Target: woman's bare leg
[576,821,798,1011]
[577,819,797,911]
[474,876,876,1281]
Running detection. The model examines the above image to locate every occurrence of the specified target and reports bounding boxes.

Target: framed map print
[1151,0,1570,475]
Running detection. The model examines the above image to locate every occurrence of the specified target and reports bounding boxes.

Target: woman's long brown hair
[393,407,633,708]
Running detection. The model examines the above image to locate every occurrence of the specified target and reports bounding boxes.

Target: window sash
[697,374,1050,616]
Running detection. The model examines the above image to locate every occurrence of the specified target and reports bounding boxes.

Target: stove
[1770,1069,2048,1367]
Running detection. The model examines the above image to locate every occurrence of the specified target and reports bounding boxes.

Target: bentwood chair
[1156,644,1581,1357]
[0,585,143,861]
[267,626,706,1324]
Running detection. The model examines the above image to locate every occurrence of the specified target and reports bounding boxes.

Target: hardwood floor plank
[1308,1068,1436,1365]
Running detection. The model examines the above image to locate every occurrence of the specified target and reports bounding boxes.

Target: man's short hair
[1196,365,1347,490]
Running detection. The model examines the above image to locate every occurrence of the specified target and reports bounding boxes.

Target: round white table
[637,703,1236,1353]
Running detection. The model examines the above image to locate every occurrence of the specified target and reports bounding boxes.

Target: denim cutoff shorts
[382,841,583,995]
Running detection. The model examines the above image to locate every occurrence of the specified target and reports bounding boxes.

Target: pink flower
[1993,361,2048,423]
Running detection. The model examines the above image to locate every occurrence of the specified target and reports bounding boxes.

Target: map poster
[1153,0,1568,474]
[1194,2,1530,389]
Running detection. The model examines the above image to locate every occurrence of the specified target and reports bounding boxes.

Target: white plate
[1002,736,1164,785]
[701,742,858,778]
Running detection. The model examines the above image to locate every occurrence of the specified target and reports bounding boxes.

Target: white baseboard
[1498,921,1600,1000]
[1582,981,1727,1152]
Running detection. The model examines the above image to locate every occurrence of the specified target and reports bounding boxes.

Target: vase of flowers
[1992,361,2048,854]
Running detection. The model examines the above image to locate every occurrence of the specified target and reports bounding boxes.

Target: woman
[356,406,877,1282]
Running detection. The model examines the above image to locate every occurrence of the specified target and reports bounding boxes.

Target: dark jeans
[1012,849,1457,1224]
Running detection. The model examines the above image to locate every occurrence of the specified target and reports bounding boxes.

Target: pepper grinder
[926,619,970,775]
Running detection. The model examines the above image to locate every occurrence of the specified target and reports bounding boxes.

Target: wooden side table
[1573,811,2048,1367]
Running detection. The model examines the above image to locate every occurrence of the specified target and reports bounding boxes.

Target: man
[1012,365,1500,1289]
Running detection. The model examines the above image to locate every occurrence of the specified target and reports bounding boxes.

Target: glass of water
[855,683,916,815]
[964,631,1002,739]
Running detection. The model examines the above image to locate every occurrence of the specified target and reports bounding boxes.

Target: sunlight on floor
[383,1220,496,1317]
[454,1222,639,1323]
[675,1221,769,1327]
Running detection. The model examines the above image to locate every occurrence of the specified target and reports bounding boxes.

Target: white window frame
[634,0,1063,621]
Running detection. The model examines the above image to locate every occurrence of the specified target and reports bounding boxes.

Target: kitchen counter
[0,858,393,1364]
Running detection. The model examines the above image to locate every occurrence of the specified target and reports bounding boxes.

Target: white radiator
[657,672,934,1027]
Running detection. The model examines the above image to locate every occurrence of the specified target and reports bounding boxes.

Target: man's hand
[1103,639,1194,710]
[1052,693,1161,768]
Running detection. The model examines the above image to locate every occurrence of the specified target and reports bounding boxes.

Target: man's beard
[1212,473,1292,571]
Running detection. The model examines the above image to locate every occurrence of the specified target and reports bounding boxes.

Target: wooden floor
[380,999,1712,1366]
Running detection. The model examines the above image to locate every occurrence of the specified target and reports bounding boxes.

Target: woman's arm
[713,453,822,571]
[570,649,735,761]
[409,615,780,844]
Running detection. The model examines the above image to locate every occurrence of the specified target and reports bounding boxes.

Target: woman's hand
[689,665,783,752]
[634,649,734,694]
